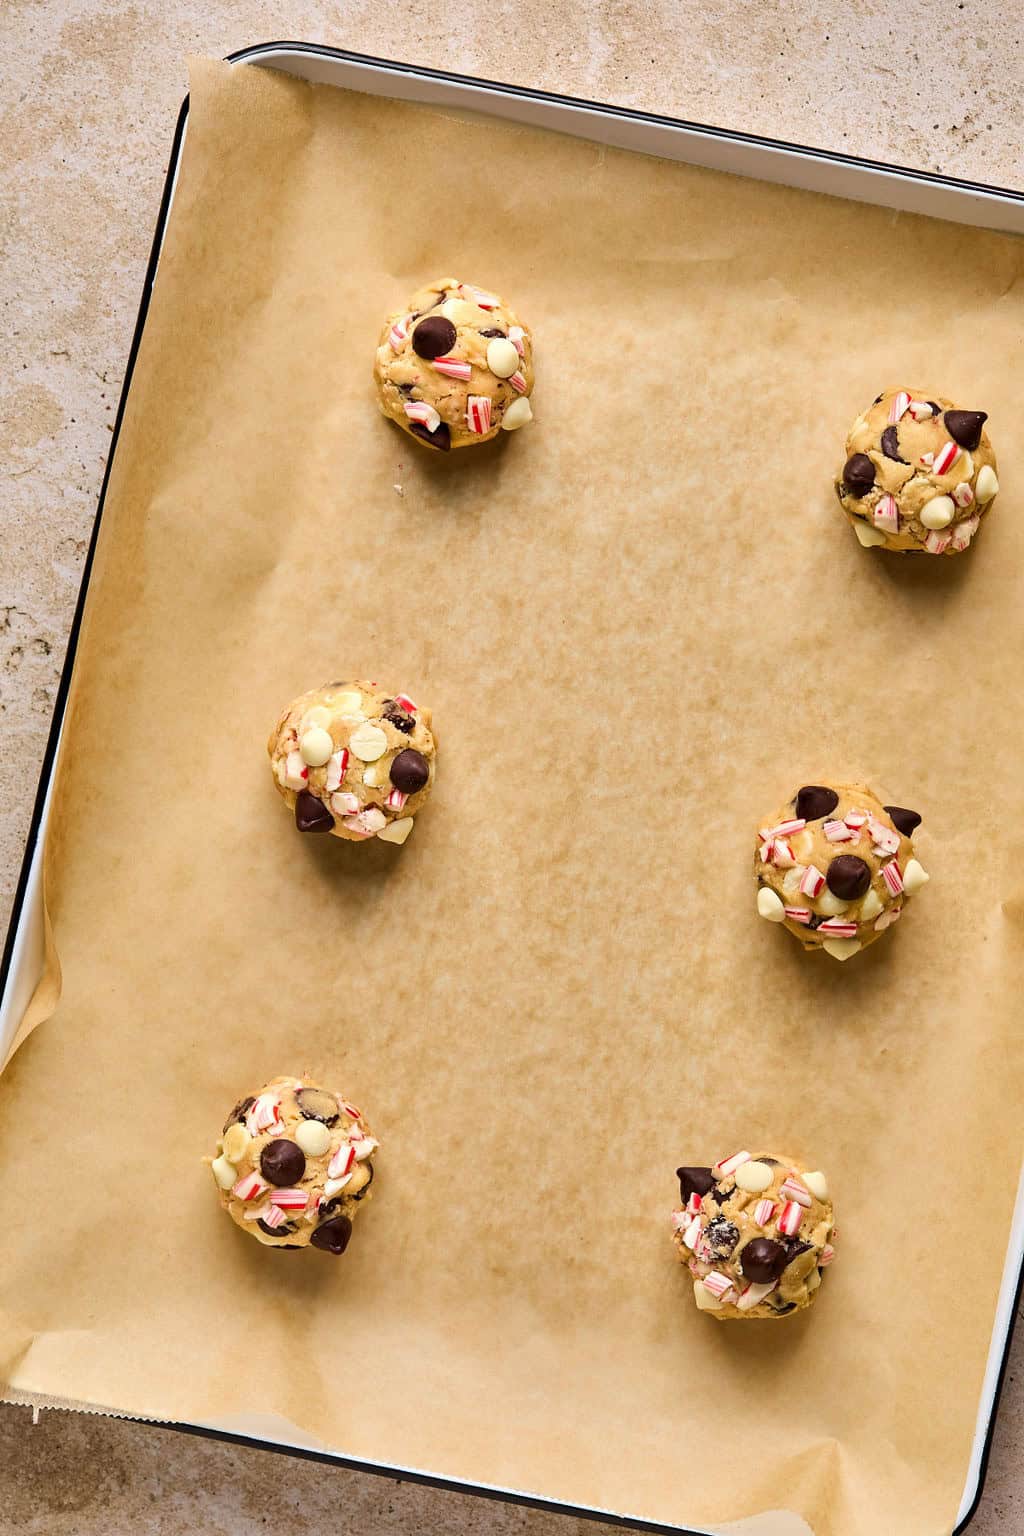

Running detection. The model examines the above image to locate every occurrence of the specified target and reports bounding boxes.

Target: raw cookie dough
[836,387,997,554]
[755,782,929,960]
[374,276,535,451]
[206,1076,379,1253]
[672,1153,835,1320]
[268,681,435,845]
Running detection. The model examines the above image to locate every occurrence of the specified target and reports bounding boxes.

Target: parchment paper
[3,56,1024,1536]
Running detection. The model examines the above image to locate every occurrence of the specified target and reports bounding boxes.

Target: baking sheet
[2,55,1024,1536]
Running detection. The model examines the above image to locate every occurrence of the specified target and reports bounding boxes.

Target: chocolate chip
[310,1214,353,1255]
[944,409,987,451]
[883,805,921,837]
[712,1184,733,1205]
[676,1166,716,1203]
[826,854,871,901]
[779,1237,813,1268]
[768,1299,797,1315]
[408,420,451,452]
[841,453,875,497]
[223,1095,256,1133]
[740,1237,788,1284]
[927,401,941,417]
[754,1156,781,1167]
[382,699,415,735]
[705,1217,740,1259]
[390,748,430,794]
[260,1139,306,1187]
[397,382,415,397]
[479,327,507,338]
[353,1160,374,1201]
[411,315,457,360]
[295,1087,339,1125]
[295,789,334,834]
[795,785,839,822]
[880,425,906,463]
[873,394,884,405]
[257,1219,298,1238]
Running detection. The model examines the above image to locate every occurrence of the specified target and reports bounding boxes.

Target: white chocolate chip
[300,705,332,732]
[440,297,487,325]
[921,495,955,530]
[782,866,804,895]
[378,816,414,845]
[822,937,862,961]
[299,726,334,767]
[816,890,849,917]
[211,1154,236,1189]
[734,1160,773,1193]
[486,337,520,378]
[803,1170,829,1201]
[693,1278,725,1312]
[362,762,387,787]
[859,889,883,922]
[328,690,362,714]
[222,1123,251,1163]
[975,464,999,502]
[295,1120,331,1157]
[501,397,533,431]
[349,723,388,762]
[854,520,887,548]
[903,858,930,895]
[757,887,786,922]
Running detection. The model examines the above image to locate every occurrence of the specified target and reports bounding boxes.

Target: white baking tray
[3,42,1023,1535]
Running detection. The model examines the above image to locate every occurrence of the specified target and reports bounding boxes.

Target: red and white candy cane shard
[509,371,527,394]
[777,1201,803,1237]
[386,788,408,810]
[388,315,411,350]
[919,451,935,467]
[714,1150,752,1177]
[702,1270,735,1300]
[873,493,900,533]
[952,515,980,551]
[247,1094,281,1134]
[779,1177,812,1208]
[952,481,975,508]
[932,440,961,476]
[432,356,473,382]
[508,325,525,356]
[351,1135,379,1161]
[800,864,826,898]
[672,1209,692,1233]
[466,395,492,434]
[686,1192,703,1216]
[324,749,349,792]
[784,906,812,924]
[328,1143,356,1180]
[268,1187,308,1210]
[394,693,417,713]
[770,819,806,838]
[737,1280,778,1312]
[819,1243,836,1266]
[869,817,900,856]
[231,1172,268,1202]
[758,840,773,863]
[683,1215,704,1252]
[823,820,854,842]
[464,285,499,309]
[753,1199,776,1226]
[404,400,442,433]
[888,391,910,424]
[908,399,934,422]
[340,1101,362,1122]
[770,838,796,868]
[881,860,904,896]
[258,1202,287,1230]
[844,809,868,829]
[818,918,859,938]
[924,530,952,554]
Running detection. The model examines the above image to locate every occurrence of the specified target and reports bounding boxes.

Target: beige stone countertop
[2,3,1023,1532]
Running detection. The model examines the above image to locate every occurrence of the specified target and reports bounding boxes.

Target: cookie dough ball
[755,782,929,960]
[374,276,534,451]
[836,387,997,554]
[268,681,435,846]
[207,1076,379,1253]
[672,1154,835,1320]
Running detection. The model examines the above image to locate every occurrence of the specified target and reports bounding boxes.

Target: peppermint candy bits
[777,1201,804,1237]
[466,396,492,435]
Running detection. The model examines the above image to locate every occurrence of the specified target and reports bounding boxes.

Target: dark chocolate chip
[479,327,507,338]
[397,382,415,397]
[880,425,906,463]
[873,394,884,405]
[944,409,987,451]
[411,315,457,360]
[353,1159,374,1200]
[780,1237,813,1268]
[712,1184,733,1205]
[826,853,872,901]
[795,785,839,822]
[310,1214,353,1255]
[295,1087,340,1125]
[389,748,430,794]
[883,805,922,837]
[260,1138,306,1187]
[223,1095,256,1133]
[705,1217,740,1259]
[408,420,451,452]
[676,1166,716,1203]
[841,453,875,497]
[740,1237,789,1284]
[382,699,415,735]
[295,789,334,834]
[755,1156,781,1167]
[768,1299,797,1315]
[927,401,941,417]
[257,1219,298,1238]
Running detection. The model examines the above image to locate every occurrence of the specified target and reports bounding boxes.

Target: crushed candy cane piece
[819,1243,836,1267]
[919,451,935,467]
[800,864,826,898]
[257,1202,286,1229]
[951,514,980,551]
[466,395,492,434]
[888,391,910,424]
[232,1172,268,1202]
[432,356,472,382]
[868,818,900,857]
[932,440,961,476]
[780,1177,812,1208]
[777,1201,803,1237]
[714,1150,752,1177]
[873,493,900,533]
[267,1188,308,1210]
[462,284,499,309]
[509,371,528,393]
[881,860,904,896]
[329,1143,356,1180]
[284,750,308,792]
[737,1280,777,1311]
[702,1271,735,1300]
[324,1174,354,1197]
[769,818,806,838]
[330,791,360,816]
[784,906,812,924]
[823,820,854,842]
[388,315,411,350]
[405,400,442,432]
[351,1135,379,1161]
[952,481,975,508]
[394,693,417,714]
[908,399,934,422]
[874,906,903,932]
[924,530,952,554]
[324,749,349,793]
[686,1192,703,1216]
[683,1215,704,1251]
[246,1094,282,1135]
[818,918,859,937]
[671,1209,692,1232]
[844,809,868,829]
[508,325,525,355]
[340,1101,361,1121]
[753,1199,776,1227]
[386,788,408,810]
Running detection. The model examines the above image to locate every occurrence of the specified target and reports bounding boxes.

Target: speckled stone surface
[2,3,1023,1532]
